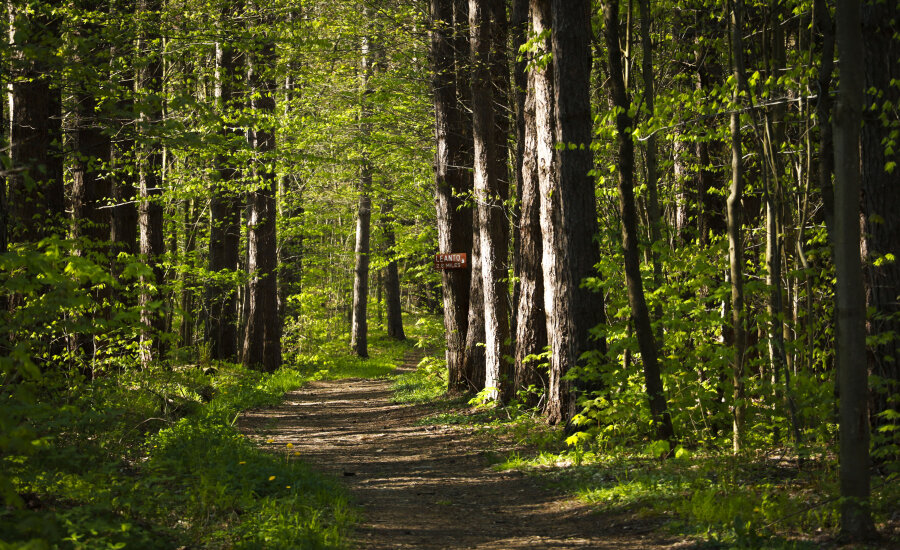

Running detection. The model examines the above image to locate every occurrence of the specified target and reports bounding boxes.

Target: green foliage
[0,355,358,549]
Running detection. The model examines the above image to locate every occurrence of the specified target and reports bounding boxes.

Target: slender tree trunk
[726,0,748,453]
[604,0,674,443]
[833,0,875,539]
[207,35,243,362]
[513,38,547,405]
[242,10,281,372]
[509,0,528,345]
[350,33,374,358]
[464,214,487,389]
[137,0,167,366]
[430,0,474,392]
[638,0,663,334]
[382,198,406,340]
[814,0,835,240]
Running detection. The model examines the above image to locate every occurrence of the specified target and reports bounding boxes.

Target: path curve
[237,351,683,549]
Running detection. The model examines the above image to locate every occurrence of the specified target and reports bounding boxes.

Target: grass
[389,353,900,549]
[0,328,415,550]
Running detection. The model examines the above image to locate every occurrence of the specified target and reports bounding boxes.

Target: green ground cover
[1,332,411,550]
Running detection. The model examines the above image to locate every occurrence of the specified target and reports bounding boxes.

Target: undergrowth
[1,330,411,549]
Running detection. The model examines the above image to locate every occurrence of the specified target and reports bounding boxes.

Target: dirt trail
[237,351,685,549]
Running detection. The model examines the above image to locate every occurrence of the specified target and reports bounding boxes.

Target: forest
[1,0,898,548]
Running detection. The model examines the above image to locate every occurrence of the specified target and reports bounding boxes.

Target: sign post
[434,253,468,270]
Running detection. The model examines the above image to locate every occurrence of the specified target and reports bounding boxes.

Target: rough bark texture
[430,0,474,392]
[604,0,674,443]
[513,51,547,404]
[861,0,900,449]
[463,212,487,390]
[726,0,748,454]
[242,27,282,372]
[833,0,875,539]
[537,0,604,426]
[207,37,243,362]
[469,0,512,401]
[7,5,65,243]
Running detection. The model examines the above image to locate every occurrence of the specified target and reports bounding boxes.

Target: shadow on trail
[237,357,682,549]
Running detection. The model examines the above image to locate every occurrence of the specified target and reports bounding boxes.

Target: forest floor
[237,350,689,549]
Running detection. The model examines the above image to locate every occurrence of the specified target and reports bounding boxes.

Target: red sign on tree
[434,253,468,270]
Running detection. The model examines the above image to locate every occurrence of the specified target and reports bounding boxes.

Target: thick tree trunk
[207,37,243,362]
[726,0,748,454]
[537,0,604,426]
[861,0,900,453]
[469,0,511,401]
[430,0,474,392]
[242,23,281,372]
[833,0,875,539]
[604,0,675,443]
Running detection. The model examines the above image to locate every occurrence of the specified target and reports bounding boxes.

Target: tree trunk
[7,4,65,243]
[350,168,372,357]
[469,0,512,401]
[638,0,664,334]
[537,0,605,426]
[726,0,748,454]
[833,0,875,539]
[137,0,167,366]
[207,35,243,362]
[814,0,835,241]
[513,39,547,405]
[350,33,374,358]
[242,13,281,372]
[382,199,406,340]
[430,0,475,392]
[860,0,900,455]
[604,0,675,443]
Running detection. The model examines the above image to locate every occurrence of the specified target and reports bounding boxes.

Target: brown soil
[237,351,689,549]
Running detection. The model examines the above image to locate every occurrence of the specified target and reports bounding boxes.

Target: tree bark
[860,0,900,454]
[469,0,512,401]
[833,0,876,539]
[350,32,374,358]
[137,0,167,366]
[242,11,281,372]
[7,4,65,243]
[537,0,604,426]
[430,0,475,392]
[382,199,406,341]
[207,33,243,362]
[604,0,674,443]
[726,0,748,454]
[513,40,547,405]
